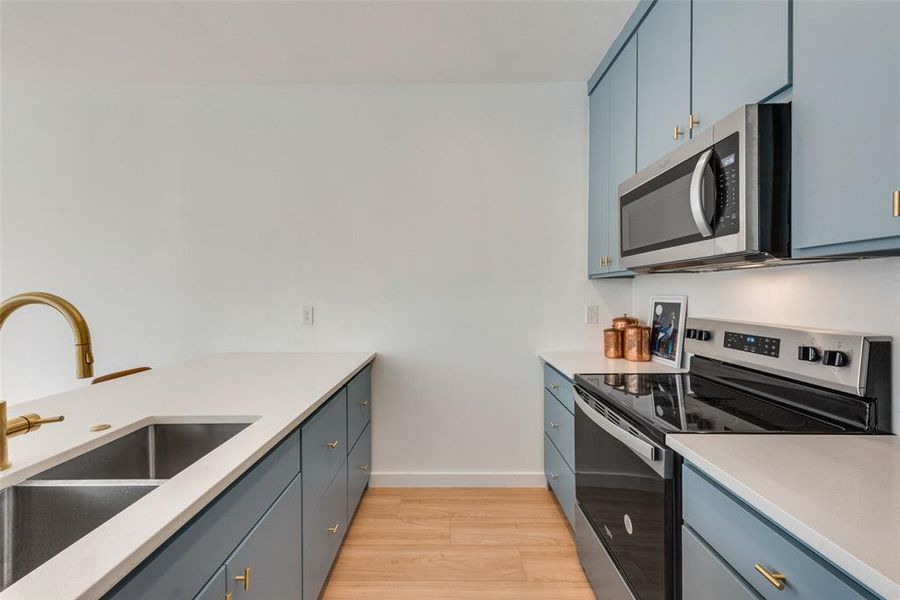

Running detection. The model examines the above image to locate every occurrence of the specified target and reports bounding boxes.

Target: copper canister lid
[612,314,639,330]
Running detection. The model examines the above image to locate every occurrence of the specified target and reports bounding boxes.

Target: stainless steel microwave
[619,104,791,273]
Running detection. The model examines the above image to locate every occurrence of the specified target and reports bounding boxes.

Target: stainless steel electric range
[572,318,892,600]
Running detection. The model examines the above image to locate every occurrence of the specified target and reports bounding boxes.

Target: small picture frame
[648,295,687,368]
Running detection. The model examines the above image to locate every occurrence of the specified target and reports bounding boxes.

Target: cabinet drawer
[347,364,371,450]
[303,461,348,600]
[544,434,574,527]
[226,475,302,599]
[543,363,574,413]
[682,525,762,600]
[544,389,574,470]
[302,389,348,508]
[683,464,877,600]
[348,422,371,519]
[106,431,301,600]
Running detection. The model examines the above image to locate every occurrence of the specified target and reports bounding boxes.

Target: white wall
[1,83,632,485]
[631,258,900,433]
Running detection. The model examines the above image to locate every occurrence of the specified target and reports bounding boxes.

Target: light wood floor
[323,488,595,599]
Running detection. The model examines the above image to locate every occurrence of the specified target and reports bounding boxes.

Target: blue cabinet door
[792,0,900,257]
[691,0,790,133]
[195,566,227,600]
[636,0,691,170]
[588,75,611,277]
[348,423,371,519]
[606,37,637,276]
[347,365,371,450]
[303,462,348,600]
[226,476,302,599]
[302,389,348,510]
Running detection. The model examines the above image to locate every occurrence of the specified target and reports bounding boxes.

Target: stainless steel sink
[0,422,250,591]
[32,423,249,480]
[0,480,159,591]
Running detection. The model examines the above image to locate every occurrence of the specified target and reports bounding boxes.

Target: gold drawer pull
[326,440,339,449]
[754,564,786,590]
[549,421,560,429]
[328,523,341,534]
[225,592,232,600]
[689,113,700,131]
[550,472,559,481]
[234,566,252,591]
[359,464,369,472]
[360,399,369,407]
[893,190,899,217]
[550,383,560,390]
[673,125,684,140]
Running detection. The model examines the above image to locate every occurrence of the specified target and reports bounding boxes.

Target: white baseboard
[369,472,547,488]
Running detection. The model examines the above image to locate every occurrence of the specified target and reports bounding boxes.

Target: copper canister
[612,314,639,330]
[624,325,652,362]
[603,328,623,359]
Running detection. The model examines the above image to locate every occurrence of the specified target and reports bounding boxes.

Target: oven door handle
[574,392,659,463]
[689,148,715,238]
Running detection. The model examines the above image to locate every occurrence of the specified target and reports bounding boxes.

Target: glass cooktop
[574,358,875,441]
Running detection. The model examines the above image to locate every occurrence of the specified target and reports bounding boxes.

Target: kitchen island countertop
[0,352,375,599]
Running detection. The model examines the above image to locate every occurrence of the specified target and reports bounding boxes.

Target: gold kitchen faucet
[0,292,93,470]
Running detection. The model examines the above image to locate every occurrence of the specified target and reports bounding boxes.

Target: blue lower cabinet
[682,525,762,600]
[348,423,371,519]
[226,475,302,599]
[195,566,227,600]
[682,464,878,600]
[543,390,574,470]
[105,431,301,600]
[303,462,349,600]
[544,434,575,527]
[543,363,574,412]
[347,365,371,448]
[302,389,348,510]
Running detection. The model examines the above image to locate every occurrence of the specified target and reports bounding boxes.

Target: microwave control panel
[714,133,740,236]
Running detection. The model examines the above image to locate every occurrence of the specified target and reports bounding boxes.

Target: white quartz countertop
[539,350,687,380]
[668,434,900,600]
[0,352,375,600]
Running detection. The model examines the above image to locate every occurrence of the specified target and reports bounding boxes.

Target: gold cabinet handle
[359,464,369,472]
[893,190,899,217]
[549,421,560,429]
[360,399,369,407]
[754,564,786,590]
[673,125,684,140]
[328,523,341,534]
[550,384,560,390]
[225,592,232,600]
[689,113,700,131]
[550,472,559,481]
[233,566,252,592]
[326,440,339,449]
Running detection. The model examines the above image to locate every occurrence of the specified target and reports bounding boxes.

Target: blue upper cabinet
[691,0,790,134]
[605,38,637,276]
[636,0,691,170]
[791,1,900,257]
[588,76,611,277]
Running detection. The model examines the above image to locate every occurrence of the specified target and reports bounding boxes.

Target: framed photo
[648,295,687,368]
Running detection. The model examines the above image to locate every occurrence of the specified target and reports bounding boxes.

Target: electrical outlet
[585,304,600,325]
[301,306,315,326]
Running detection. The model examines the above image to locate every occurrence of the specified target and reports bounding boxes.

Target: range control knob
[797,346,821,362]
[696,330,712,342]
[822,350,849,367]
[685,328,697,340]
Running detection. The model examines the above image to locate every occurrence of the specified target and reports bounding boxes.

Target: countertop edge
[667,435,900,600]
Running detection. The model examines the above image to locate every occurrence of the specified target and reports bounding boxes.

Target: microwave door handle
[574,392,658,463]
[689,149,715,238]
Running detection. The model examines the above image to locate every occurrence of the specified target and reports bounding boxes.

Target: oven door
[574,388,675,600]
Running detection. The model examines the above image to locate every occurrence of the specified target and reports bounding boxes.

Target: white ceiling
[0,0,636,85]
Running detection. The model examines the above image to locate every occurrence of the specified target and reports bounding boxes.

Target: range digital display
[723,331,780,358]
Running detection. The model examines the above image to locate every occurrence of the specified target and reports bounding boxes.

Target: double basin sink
[0,422,249,592]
